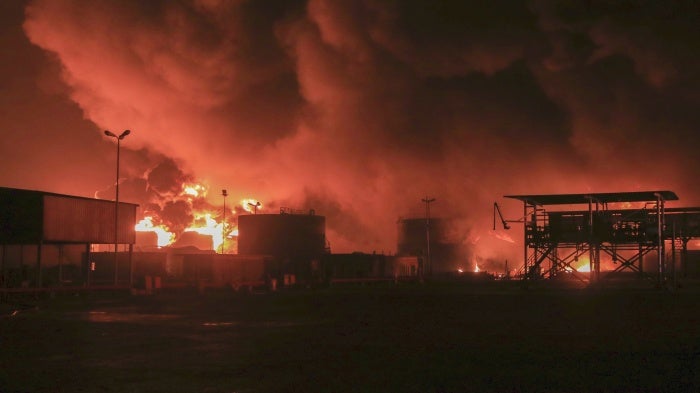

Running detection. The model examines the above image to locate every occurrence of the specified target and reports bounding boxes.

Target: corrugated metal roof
[0,186,138,244]
[504,191,678,206]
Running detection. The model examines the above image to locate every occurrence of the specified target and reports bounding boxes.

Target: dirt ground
[1,282,700,392]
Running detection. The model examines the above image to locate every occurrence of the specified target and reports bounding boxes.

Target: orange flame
[135,217,175,247]
[564,256,591,272]
[185,213,224,251]
[133,181,249,251]
[241,198,263,213]
[182,182,207,198]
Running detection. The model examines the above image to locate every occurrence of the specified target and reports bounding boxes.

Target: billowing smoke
[20,0,700,265]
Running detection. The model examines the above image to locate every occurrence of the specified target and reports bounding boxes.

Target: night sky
[1,0,699,266]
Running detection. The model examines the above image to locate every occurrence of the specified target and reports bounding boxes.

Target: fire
[185,213,224,251]
[182,183,206,198]
[474,262,480,273]
[492,230,516,244]
[575,257,591,272]
[241,198,262,213]
[132,179,248,251]
[135,217,175,247]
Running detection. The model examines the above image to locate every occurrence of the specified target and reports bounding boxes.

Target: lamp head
[118,130,131,139]
[104,130,117,138]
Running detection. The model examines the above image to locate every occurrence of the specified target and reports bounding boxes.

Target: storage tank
[397,217,466,274]
[238,211,326,259]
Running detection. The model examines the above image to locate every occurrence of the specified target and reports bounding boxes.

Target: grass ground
[1,282,700,392]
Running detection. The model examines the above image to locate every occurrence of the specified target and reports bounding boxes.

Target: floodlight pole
[248,201,261,214]
[221,189,228,254]
[104,129,130,286]
[422,197,436,277]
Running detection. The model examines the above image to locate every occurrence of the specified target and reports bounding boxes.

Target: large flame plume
[119,159,264,252]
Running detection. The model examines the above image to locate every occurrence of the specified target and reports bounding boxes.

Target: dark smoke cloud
[146,158,193,196]
[3,0,699,263]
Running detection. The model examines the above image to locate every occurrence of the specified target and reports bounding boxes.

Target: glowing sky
[2,0,699,263]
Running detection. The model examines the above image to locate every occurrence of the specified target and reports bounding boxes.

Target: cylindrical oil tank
[397,217,465,273]
[238,213,326,259]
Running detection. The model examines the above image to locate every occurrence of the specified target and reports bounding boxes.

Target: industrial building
[0,190,418,294]
[0,186,138,291]
[321,253,418,285]
[21,185,700,292]
[0,185,273,293]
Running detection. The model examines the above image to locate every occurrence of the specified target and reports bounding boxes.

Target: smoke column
[21,0,700,265]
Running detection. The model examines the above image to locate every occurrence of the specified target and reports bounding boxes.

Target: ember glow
[1,1,698,267]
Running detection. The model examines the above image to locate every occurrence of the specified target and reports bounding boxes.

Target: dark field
[2,283,700,392]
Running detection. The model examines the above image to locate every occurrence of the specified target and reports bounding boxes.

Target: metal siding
[43,195,136,244]
[0,188,43,243]
[238,214,325,257]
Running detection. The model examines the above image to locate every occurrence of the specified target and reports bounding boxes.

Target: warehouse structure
[0,187,137,291]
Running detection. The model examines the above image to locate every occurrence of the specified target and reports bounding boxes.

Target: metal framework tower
[499,191,696,286]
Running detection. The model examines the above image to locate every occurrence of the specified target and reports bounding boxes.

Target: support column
[671,222,677,288]
[36,242,43,290]
[682,239,689,278]
[1,244,5,299]
[523,201,528,281]
[85,243,91,288]
[58,244,64,287]
[129,243,134,287]
[588,198,595,284]
[656,194,665,287]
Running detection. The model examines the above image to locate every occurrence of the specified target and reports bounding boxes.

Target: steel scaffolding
[499,191,700,286]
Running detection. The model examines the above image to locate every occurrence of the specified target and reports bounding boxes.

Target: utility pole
[421,197,436,277]
[248,201,261,214]
[221,189,228,254]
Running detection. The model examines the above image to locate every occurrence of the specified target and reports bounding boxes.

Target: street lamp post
[247,201,261,214]
[421,196,436,277]
[104,129,130,286]
[221,189,228,254]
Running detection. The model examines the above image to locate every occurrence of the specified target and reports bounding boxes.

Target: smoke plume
[18,0,700,265]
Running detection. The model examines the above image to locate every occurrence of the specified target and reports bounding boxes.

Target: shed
[0,187,138,290]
